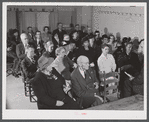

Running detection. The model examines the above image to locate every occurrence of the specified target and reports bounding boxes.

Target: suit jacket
[30,39,44,56]
[16,43,26,60]
[21,56,38,81]
[52,29,67,46]
[71,67,99,108]
[75,46,95,63]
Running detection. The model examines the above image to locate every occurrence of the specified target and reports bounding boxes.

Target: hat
[102,34,108,39]
[81,35,89,45]
[87,33,96,39]
[38,55,54,71]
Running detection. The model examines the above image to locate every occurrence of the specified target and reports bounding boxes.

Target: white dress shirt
[97,53,116,74]
[78,67,86,78]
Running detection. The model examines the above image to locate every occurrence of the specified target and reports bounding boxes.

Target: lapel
[76,68,88,88]
[20,43,25,54]
[25,57,33,66]
[87,68,94,81]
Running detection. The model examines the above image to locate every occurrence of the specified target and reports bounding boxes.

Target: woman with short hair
[97,43,116,74]
[53,46,77,80]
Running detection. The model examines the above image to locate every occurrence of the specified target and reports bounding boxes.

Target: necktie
[31,57,35,64]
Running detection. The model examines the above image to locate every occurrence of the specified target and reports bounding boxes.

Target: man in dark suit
[30,31,44,57]
[27,26,35,43]
[71,55,103,109]
[21,46,38,82]
[52,22,67,46]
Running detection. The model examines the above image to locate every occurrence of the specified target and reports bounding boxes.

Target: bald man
[71,55,103,109]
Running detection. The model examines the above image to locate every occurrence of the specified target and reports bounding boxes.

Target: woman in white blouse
[97,43,116,74]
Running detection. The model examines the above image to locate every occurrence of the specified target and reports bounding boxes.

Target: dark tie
[31,57,35,64]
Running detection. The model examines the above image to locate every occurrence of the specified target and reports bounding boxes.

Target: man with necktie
[21,46,38,82]
[71,55,103,109]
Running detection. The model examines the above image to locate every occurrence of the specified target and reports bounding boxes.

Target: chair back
[99,69,120,103]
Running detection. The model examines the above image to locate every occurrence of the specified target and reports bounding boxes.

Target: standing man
[32,31,44,57]
[27,26,35,42]
[52,22,67,47]
[71,56,103,108]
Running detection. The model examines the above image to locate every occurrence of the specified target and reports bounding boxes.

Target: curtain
[24,12,36,32]
[72,8,77,25]
[36,12,50,33]
[18,11,36,33]
[7,11,17,32]
[18,11,26,33]
[58,11,72,27]
[49,11,58,32]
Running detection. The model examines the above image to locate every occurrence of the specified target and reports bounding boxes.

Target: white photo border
[2,2,147,120]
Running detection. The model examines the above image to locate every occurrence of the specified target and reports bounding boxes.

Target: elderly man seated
[71,55,103,109]
[32,54,80,109]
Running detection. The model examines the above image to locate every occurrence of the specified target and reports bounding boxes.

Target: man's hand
[94,93,103,103]
[94,82,99,89]
[56,100,64,106]
[63,84,71,94]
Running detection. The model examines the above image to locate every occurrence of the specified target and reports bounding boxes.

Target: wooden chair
[6,57,14,77]
[99,69,120,103]
[20,66,37,102]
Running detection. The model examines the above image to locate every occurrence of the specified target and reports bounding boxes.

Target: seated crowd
[7,22,144,109]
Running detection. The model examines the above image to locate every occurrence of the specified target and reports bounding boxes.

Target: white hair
[77,55,88,66]
[20,33,27,40]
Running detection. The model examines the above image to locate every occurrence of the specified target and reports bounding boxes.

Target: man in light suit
[71,55,103,109]
[16,33,29,60]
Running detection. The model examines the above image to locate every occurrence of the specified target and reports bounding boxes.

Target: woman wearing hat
[32,54,80,109]
[88,34,102,63]
[75,36,95,67]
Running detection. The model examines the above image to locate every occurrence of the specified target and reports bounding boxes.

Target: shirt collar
[101,53,108,58]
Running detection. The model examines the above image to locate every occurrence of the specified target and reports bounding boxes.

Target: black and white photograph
[2,2,147,119]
